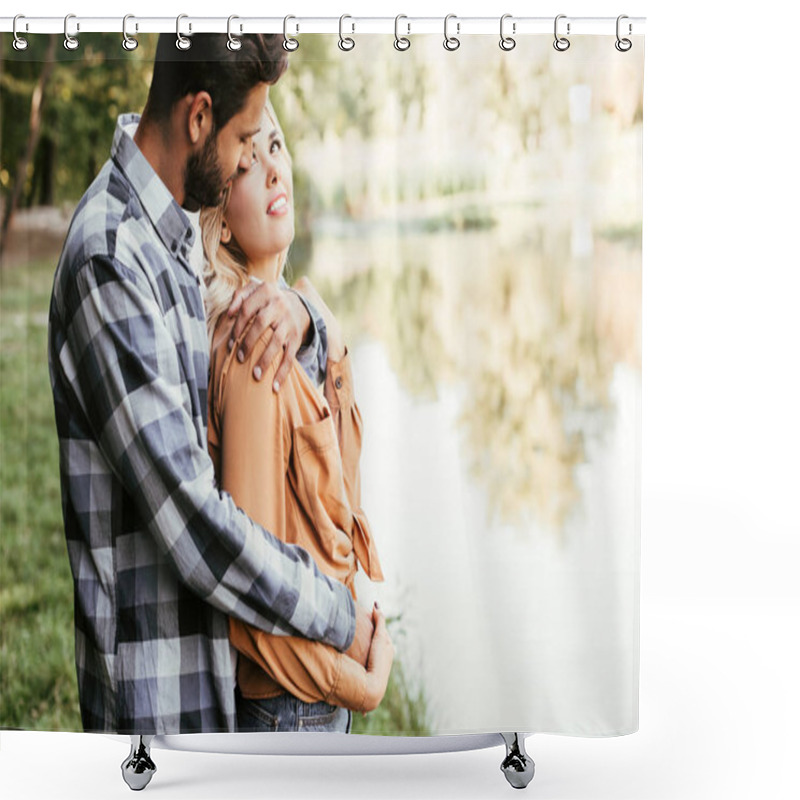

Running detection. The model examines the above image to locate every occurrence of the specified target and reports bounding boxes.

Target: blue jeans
[236,689,351,733]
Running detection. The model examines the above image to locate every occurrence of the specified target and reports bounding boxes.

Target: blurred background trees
[1,34,154,257]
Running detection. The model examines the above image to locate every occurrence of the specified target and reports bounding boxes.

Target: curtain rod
[1,16,646,37]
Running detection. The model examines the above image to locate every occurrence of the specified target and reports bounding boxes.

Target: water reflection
[318,258,452,401]
[454,233,614,532]
[274,34,642,730]
[308,224,640,534]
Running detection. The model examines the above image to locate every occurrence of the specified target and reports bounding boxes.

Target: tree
[0,36,56,259]
[1,33,156,261]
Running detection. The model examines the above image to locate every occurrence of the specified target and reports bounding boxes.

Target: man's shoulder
[61,159,147,267]
[54,160,163,312]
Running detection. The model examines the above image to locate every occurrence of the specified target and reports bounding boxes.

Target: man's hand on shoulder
[227,281,312,391]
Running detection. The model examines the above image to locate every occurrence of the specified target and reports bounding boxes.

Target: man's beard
[183,129,227,211]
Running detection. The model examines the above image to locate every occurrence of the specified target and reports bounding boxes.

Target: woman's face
[223,111,294,272]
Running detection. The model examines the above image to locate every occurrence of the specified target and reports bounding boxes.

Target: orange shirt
[208,315,384,713]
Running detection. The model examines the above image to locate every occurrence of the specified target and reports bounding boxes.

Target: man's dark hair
[144,33,288,131]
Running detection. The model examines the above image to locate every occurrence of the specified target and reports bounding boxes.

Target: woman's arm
[218,325,389,710]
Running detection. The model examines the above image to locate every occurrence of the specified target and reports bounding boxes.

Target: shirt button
[335,377,343,390]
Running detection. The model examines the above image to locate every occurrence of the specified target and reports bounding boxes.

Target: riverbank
[0,204,74,271]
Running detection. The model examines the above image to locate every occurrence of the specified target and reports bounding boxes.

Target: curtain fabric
[0,31,643,737]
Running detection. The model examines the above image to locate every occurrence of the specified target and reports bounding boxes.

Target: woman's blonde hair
[200,98,292,341]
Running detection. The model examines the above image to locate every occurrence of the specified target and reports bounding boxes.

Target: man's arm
[231,605,393,714]
[53,255,354,651]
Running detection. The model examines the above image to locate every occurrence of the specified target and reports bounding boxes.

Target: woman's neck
[247,254,282,285]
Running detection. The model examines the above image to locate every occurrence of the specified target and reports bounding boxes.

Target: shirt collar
[110,113,196,262]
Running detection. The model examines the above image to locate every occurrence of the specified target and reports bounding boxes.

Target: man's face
[183,82,268,210]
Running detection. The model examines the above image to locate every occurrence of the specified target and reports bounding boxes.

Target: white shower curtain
[1,27,642,738]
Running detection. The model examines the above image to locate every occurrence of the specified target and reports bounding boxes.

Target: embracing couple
[48,33,393,735]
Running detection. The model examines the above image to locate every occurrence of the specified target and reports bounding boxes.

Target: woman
[201,102,394,733]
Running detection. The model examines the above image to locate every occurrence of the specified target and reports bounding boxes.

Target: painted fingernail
[253,366,262,381]
[374,601,380,610]
[237,349,244,363]
[227,338,234,352]
[272,380,280,393]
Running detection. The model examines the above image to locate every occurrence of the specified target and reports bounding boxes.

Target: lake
[305,220,641,735]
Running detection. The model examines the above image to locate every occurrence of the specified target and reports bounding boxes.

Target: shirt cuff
[330,581,357,652]
[287,287,328,385]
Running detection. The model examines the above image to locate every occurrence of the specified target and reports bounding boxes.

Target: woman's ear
[220,218,232,244]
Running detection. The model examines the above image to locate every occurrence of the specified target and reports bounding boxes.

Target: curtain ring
[443,14,460,51]
[122,15,138,51]
[499,14,516,51]
[176,14,192,51]
[615,15,632,52]
[64,13,80,51]
[553,14,570,51]
[394,15,411,51]
[12,15,29,51]
[283,15,299,51]
[338,15,355,51]
[227,15,242,51]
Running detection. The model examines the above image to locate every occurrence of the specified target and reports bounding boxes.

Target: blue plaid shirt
[47,114,355,734]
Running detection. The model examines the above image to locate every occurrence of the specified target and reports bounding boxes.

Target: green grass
[0,258,430,734]
[352,618,431,736]
[0,257,79,730]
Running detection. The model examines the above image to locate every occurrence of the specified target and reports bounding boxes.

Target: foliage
[0,257,78,730]
[1,33,155,207]
[351,617,431,736]
[3,33,644,227]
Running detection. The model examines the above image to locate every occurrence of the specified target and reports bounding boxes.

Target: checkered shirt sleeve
[55,250,355,630]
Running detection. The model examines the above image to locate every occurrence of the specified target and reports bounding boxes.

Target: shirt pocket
[289,416,354,554]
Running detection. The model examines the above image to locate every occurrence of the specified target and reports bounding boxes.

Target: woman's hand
[344,602,375,668]
[292,276,346,363]
[227,281,313,391]
[362,604,395,713]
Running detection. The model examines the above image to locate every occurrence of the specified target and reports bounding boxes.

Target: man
[48,33,371,735]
